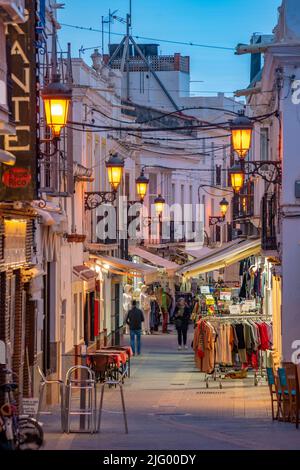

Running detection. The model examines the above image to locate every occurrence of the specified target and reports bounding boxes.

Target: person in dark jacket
[173,298,191,350]
[126,300,145,356]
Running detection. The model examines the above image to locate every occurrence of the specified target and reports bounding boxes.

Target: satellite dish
[0,341,6,365]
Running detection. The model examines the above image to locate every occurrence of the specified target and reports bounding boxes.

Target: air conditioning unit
[0,0,25,23]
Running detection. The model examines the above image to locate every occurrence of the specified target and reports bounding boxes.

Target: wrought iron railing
[261,193,278,251]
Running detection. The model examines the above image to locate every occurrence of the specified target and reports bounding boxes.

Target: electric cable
[60,23,235,51]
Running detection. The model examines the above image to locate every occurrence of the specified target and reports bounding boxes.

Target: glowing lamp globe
[136,170,149,202]
[106,153,124,192]
[230,112,253,159]
[220,198,229,217]
[154,194,165,215]
[42,75,72,138]
[229,164,245,194]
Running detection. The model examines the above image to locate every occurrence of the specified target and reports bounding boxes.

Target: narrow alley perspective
[42,329,300,451]
[2,0,300,463]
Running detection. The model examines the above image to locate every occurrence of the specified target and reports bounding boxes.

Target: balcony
[0,0,25,23]
[232,181,254,221]
[261,193,278,252]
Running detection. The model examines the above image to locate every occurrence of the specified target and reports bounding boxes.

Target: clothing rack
[198,315,272,389]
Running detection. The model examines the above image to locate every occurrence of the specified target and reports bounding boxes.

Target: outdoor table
[101,346,133,377]
[95,350,127,371]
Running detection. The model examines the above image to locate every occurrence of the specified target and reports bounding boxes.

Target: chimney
[91,49,102,72]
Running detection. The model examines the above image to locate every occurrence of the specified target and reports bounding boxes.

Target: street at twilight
[0,0,300,458]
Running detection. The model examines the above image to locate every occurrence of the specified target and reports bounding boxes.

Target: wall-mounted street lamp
[105,152,124,192]
[42,75,72,139]
[85,152,124,210]
[209,198,229,226]
[220,198,229,217]
[230,110,253,159]
[154,194,165,215]
[136,169,149,203]
[229,163,245,194]
[229,110,281,193]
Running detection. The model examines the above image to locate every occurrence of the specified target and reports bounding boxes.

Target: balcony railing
[232,181,254,221]
[261,193,278,251]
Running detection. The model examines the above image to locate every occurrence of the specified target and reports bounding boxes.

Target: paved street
[42,330,300,450]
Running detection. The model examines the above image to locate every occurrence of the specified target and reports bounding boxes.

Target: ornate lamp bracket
[209,216,226,226]
[84,191,117,211]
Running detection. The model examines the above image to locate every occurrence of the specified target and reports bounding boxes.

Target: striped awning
[177,239,261,278]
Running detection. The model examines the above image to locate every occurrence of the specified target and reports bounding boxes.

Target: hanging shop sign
[0,0,38,201]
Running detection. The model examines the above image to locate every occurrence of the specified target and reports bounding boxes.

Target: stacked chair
[267,363,300,428]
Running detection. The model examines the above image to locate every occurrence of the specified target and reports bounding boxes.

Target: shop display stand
[200,314,272,390]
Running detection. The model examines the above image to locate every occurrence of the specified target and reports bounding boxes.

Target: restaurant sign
[0,0,38,201]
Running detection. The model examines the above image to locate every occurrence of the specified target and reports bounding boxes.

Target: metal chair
[97,369,128,434]
[65,365,97,434]
[36,365,65,432]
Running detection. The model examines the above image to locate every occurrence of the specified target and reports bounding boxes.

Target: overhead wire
[60,23,235,51]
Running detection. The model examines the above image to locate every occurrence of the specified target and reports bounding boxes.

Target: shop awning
[90,255,157,277]
[73,265,98,282]
[128,246,179,273]
[177,239,261,278]
[182,246,213,259]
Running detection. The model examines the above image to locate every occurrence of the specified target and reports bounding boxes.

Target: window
[260,128,269,161]
[148,173,158,210]
[181,185,185,209]
[189,185,193,205]
[172,183,176,203]
[215,165,222,186]
[125,173,130,199]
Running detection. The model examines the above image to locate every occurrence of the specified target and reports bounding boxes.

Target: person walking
[125,300,145,356]
[173,297,191,350]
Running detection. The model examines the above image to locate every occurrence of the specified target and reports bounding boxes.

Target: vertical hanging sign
[0,0,37,201]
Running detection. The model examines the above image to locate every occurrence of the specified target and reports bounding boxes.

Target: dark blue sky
[58,0,281,96]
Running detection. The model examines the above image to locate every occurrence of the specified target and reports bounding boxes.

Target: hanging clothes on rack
[193,315,273,375]
[193,320,216,374]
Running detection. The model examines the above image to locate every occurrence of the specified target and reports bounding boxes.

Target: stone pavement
[42,329,300,450]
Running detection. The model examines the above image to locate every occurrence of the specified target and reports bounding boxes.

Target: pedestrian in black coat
[173,298,191,350]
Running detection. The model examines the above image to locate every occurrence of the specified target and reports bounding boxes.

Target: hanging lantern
[230,111,253,159]
[154,194,165,215]
[136,170,149,202]
[42,75,72,138]
[106,152,124,192]
[219,198,229,217]
[229,163,245,194]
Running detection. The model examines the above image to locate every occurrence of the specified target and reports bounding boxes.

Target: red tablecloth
[95,350,126,368]
[103,346,133,358]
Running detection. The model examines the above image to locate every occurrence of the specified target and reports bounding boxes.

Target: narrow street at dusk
[1,0,300,461]
[42,330,300,451]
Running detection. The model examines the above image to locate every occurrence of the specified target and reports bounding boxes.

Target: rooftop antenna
[105,0,179,110]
